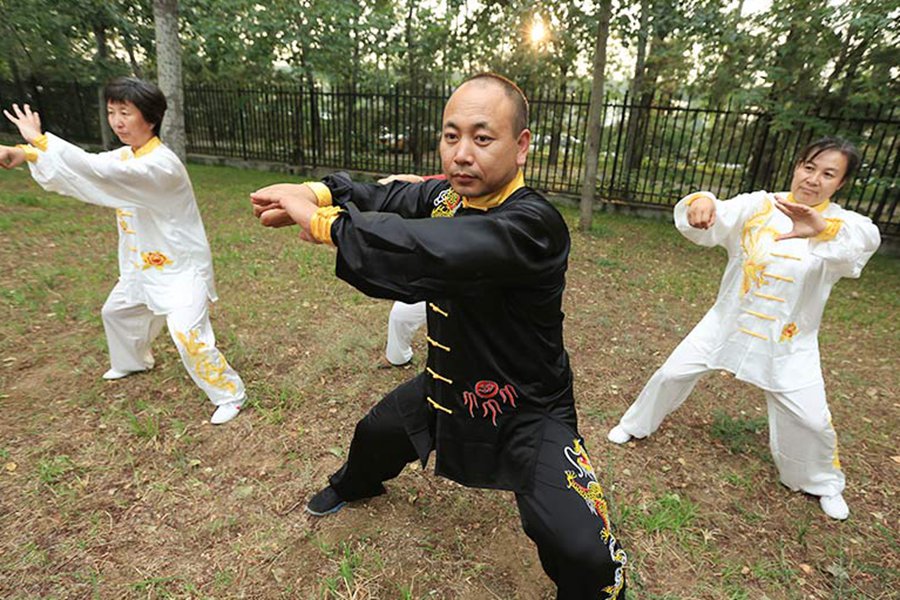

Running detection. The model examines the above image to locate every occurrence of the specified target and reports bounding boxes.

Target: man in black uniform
[251,73,627,599]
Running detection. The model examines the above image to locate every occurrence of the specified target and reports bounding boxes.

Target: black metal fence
[2,80,897,237]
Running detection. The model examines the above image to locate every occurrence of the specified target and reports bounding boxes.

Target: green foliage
[1,0,896,120]
[37,455,76,486]
[710,411,768,455]
[630,492,697,533]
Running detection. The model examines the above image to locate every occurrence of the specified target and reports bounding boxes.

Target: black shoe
[305,485,347,516]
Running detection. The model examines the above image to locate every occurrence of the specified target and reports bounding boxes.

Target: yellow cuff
[686,191,715,206]
[813,218,842,241]
[31,134,48,152]
[303,181,333,207]
[310,206,343,245]
[15,144,39,163]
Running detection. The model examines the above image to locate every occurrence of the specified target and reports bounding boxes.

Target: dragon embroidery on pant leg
[564,439,627,598]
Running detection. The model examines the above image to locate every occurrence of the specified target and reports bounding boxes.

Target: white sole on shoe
[103,368,137,380]
[102,364,153,380]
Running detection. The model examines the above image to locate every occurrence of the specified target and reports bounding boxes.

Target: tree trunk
[10,58,27,100]
[153,0,186,161]
[93,24,114,149]
[405,1,424,169]
[622,0,648,174]
[123,32,145,79]
[579,0,613,233]
[547,77,567,167]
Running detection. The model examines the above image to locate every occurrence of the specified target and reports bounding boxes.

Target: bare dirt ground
[1,164,897,599]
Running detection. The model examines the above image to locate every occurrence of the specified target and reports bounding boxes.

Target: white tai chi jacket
[24,132,217,313]
[674,190,880,392]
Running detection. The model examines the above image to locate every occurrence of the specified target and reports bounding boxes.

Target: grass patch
[1,163,896,598]
[710,410,767,455]
[629,493,697,533]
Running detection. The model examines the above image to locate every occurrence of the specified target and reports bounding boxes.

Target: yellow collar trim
[786,192,830,213]
[461,170,525,211]
[133,136,162,158]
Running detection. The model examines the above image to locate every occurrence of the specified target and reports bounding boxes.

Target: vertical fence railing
[2,80,897,237]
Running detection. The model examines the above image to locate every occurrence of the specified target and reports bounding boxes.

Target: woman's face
[789,149,848,207]
[107,100,155,148]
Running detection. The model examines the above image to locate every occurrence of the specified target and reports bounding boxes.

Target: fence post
[609,90,629,198]
[238,92,248,160]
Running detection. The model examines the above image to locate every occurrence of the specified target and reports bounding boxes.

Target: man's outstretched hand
[250,183,320,239]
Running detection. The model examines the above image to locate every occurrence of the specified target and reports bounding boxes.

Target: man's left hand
[251,183,319,234]
[774,194,827,240]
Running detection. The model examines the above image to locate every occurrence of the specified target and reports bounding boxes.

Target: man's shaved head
[459,73,529,134]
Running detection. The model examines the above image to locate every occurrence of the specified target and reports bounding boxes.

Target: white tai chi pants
[384,301,427,366]
[618,337,845,498]
[101,279,245,406]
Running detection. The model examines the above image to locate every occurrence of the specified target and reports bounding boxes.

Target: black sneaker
[305,485,347,516]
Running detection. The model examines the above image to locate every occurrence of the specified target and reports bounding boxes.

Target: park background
[0,0,898,598]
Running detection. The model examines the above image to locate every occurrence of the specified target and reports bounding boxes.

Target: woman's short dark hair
[104,77,167,136]
[794,137,861,183]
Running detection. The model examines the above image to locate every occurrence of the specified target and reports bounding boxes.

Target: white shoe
[210,401,242,425]
[819,494,849,520]
[607,425,632,445]
[102,362,152,380]
[103,368,135,380]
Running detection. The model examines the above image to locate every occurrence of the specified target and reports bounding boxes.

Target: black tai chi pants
[328,378,628,600]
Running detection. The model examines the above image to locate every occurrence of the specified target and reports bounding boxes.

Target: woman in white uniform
[0,78,246,424]
[607,138,881,520]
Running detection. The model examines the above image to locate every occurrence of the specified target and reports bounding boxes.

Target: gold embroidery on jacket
[116,208,136,234]
[779,322,798,342]
[740,199,779,296]
[141,251,173,270]
[431,188,462,218]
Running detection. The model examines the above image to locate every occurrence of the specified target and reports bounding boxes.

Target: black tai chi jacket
[320,171,576,493]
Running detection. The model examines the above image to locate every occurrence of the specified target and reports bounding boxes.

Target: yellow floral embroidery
[175,329,237,394]
[141,251,172,270]
[740,198,779,295]
[779,322,798,342]
[116,208,136,234]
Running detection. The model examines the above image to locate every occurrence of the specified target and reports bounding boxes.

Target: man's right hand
[251,183,321,237]
[0,145,26,169]
[686,193,717,229]
[258,208,295,228]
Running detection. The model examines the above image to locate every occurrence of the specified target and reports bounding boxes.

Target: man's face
[439,81,530,198]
